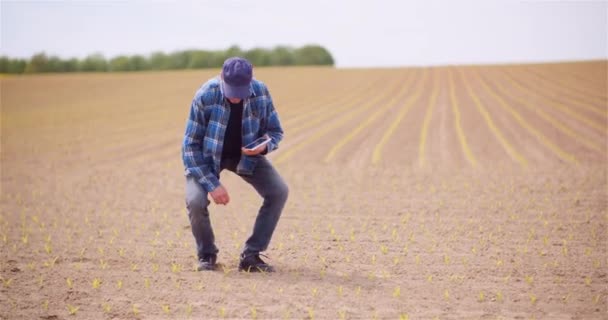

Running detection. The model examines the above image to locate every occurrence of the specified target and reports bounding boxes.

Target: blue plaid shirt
[182,77,283,192]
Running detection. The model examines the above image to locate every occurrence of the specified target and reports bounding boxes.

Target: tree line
[0,44,334,74]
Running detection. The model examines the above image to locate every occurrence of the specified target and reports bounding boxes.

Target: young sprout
[530,293,537,304]
[44,256,58,268]
[116,280,123,289]
[308,308,314,320]
[2,277,13,288]
[337,285,343,297]
[380,245,388,255]
[185,303,193,317]
[496,291,503,302]
[250,307,257,319]
[132,304,140,316]
[584,276,591,286]
[92,278,101,289]
[171,262,182,273]
[21,233,29,244]
[42,300,49,310]
[478,291,485,302]
[399,314,410,320]
[393,287,401,297]
[102,303,111,313]
[44,243,52,254]
[218,306,226,318]
[525,275,534,285]
[162,304,170,314]
[67,304,79,315]
[66,278,73,289]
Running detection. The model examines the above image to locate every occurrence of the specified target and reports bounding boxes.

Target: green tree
[6,58,27,73]
[294,45,334,66]
[24,52,50,73]
[270,46,295,65]
[62,58,80,72]
[80,53,108,72]
[188,50,217,69]
[3,44,335,74]
[168,51,191,69]
[109,56,133,71]
[129,55,148,71]
[148,51,171,70]
[244,48,271,66]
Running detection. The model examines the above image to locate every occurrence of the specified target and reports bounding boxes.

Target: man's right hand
[209,185,230,205]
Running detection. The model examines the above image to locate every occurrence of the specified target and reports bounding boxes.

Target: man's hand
[209,185,230,205]
[241,139,268,156]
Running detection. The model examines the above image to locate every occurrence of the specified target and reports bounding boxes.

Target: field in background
[1,61,606,319]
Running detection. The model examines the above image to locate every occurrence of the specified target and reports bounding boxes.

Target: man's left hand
[241,143,267,156]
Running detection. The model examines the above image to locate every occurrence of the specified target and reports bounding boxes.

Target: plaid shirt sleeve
[182,97,221,192]
[262,85,283,154]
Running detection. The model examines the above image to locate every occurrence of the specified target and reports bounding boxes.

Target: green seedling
[218,306,226,318]
[393,286,401,297]
[92,278,101,289]
[67,304,79,315]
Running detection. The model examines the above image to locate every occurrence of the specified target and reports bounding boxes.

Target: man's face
[226,97,242,104]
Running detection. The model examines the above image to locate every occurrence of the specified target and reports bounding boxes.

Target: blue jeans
[185,156,289,259]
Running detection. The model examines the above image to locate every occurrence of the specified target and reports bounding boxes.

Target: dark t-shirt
[221,100,243,161]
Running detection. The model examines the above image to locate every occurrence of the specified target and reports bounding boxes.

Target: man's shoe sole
[238,265,275,273]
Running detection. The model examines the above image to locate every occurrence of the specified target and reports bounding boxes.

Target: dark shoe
[197,253,217,271]
[239,252,275,273]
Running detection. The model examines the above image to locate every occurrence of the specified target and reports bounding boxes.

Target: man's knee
[186,189,210,216]
[266,181,289,204]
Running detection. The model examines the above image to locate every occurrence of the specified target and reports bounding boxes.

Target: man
[182,57,288,272]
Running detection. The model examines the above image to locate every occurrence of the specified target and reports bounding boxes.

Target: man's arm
[182,98,221,193]
[262,87,283,154]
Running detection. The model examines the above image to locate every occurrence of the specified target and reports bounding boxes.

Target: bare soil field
[1,61,606,319]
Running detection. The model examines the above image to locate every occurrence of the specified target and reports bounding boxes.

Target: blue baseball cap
[221,57,253,99]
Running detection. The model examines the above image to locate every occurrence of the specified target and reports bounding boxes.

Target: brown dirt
[1,62,607,319]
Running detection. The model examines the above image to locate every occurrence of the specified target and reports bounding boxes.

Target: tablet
[244,136,271,150]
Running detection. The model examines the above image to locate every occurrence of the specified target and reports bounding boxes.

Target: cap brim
[223,83,250,99]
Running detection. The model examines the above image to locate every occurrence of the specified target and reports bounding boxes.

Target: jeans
[185,156,289,259]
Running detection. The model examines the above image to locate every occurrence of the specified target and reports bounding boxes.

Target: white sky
[1,0,606,67]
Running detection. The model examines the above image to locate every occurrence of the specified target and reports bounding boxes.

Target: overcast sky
[1,0,606,67]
